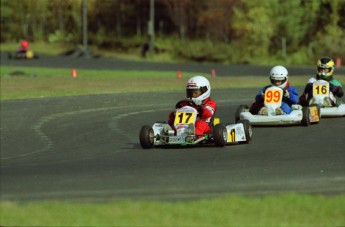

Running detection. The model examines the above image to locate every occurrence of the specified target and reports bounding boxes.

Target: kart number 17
[174,112,196,124]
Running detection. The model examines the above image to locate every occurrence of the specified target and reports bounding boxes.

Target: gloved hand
[284,90,290,98]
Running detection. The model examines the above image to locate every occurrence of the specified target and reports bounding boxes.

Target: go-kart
[8,50,39,60]
[139,99,252,149]
[235,86,320,126]
[307,79,345,117]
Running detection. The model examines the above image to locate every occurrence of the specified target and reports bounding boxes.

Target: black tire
[301,107,310,126]
[213,124,227,147]
[235,105,249,123]
[237,119,252,144]
[139,125,154,149]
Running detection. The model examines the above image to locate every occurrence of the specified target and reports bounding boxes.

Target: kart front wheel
[301,107,310,126]
[213,124,227,147]
[237,119,252,144]
[139,125,154,149]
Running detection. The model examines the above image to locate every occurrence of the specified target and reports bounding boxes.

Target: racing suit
[168,97,217,135]
[299,77,344,106]
[249,83,299,114]
[16,41,29,54]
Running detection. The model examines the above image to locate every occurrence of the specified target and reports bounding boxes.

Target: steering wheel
[175,99,198,109]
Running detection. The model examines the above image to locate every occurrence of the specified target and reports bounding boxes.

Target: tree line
[1,0,344,64]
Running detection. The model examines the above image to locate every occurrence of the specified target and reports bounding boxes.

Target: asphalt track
[1,53,345,202]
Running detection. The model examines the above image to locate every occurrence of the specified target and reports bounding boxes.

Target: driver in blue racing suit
[249,66,299,115]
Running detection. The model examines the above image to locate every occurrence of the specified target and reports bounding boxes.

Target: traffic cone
[211,69,216,78]
[176,70,182,79]
[336,58,341,67]
[71,68,77,78]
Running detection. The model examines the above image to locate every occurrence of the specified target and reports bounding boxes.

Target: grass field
[1,65,345,226]
[2,66,344,100]
[1,193,345,226]
[0,66,259,100]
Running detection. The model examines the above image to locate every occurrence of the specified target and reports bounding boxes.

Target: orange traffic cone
[71,68,77,78]
[211,69,216,78]
[176,70,182,79]
[336,58,341,67]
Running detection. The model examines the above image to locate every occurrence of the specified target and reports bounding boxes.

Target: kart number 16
[313,84,329,95]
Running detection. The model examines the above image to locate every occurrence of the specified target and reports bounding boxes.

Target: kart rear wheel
[213,124,227,147]
[235,105,249,122]
[139,125,154,149]
[237,119,252,144]
[301,107,310,126]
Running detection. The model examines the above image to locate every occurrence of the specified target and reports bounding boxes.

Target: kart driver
[167,75,216,137]
[299,57,344,106]
[249,65,299,115]
[16,40,29,54]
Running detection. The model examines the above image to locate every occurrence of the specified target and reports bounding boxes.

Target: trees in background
[1,0,344,64]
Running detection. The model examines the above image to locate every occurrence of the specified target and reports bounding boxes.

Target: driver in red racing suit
[16,40,29,54]
[168,76,216,136]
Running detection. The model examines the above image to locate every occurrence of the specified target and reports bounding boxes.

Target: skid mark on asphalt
[2,104,168,160]
[108,109,171,146]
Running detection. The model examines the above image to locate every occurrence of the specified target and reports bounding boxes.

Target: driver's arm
[199,102,216,119]
[330,84,344,98]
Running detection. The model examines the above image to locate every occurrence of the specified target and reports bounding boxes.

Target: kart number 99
[265,90,282,104]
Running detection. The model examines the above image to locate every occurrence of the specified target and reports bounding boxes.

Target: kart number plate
[264,88,283,105]
[313,82,329,96]
[174,111,196,125]
[309,106,320,122]
[228,128,236,143]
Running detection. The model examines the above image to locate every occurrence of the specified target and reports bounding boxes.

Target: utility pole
[149,0,155,52]
[282,37,286,58]
[82,0,88,51]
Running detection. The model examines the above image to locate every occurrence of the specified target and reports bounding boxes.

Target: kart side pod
[235,104,320,126]
[212,118,252,146]
[225,119,252,144]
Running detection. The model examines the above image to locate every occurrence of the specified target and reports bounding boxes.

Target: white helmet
[186,76,211,105]
[269,65,289,89]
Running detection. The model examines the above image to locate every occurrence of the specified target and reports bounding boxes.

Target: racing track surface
[1,53,345,201]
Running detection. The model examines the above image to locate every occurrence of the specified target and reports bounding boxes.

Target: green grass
[3,66,344,100]
[1,193,344,226]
